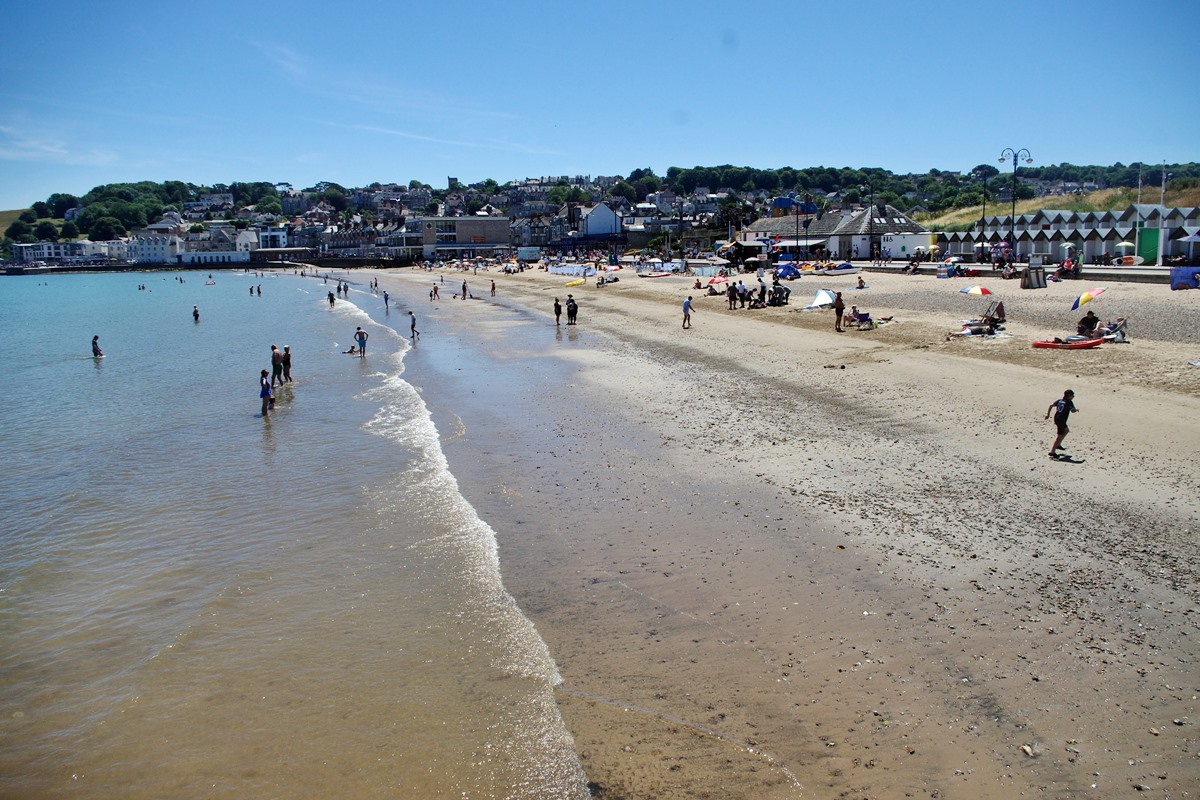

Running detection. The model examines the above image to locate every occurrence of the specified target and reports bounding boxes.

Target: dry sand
[372,265,1199,799]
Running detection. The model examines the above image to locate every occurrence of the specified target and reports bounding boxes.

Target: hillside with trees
[4,163,1197,256]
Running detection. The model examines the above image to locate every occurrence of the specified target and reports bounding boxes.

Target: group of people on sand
[716,278,793,309]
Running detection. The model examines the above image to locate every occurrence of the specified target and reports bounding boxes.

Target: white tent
[804,288,837,309]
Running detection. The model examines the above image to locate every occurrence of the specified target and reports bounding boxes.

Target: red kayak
[1031,338,1103,350]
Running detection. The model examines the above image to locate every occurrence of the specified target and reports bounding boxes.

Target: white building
[128,235,182,264]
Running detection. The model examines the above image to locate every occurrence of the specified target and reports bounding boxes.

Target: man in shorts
[271,345,284,386]
[354,327,368,356]
[1045,389,1077,457]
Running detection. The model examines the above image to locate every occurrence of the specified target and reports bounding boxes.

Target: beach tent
[804,288,837,309]
[775,264,802,280]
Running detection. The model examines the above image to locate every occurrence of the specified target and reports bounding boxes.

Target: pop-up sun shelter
[804,288,837,309]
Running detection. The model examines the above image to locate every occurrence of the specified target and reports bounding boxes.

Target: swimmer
[91,335,103,357]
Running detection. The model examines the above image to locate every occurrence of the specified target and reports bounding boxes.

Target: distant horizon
[1,0,1195,210]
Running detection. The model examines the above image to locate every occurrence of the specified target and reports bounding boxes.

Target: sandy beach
[371,264,1199,799]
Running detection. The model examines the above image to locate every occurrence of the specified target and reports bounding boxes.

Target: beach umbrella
[944,256,963,264]
[708,275,728,285]
[1071,286,1108,311]
[1116,241,1135,248]
[960,285,993,296]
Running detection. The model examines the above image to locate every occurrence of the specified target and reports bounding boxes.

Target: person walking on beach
[553,297,562,326]
[491,280,496,297]
[354,327,368,356]
[408,311,419,341]
[271,345,284,387]
[282,346,292,383]
[1045,389,1078,458]
[260,369,273,414]
[383,290,389,309]
[566,295,578,325]
[834,291,846,332]
[682,296,694,329]
[432,284,440,300]
[91,335,103,357]
[193,305,200,322]
[727,282,737,310]
[328,291,335,308]
[462,280,468,300]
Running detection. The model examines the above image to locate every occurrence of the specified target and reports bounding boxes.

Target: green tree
[35,221,59,240]
[322,188,348,212]
[19,210,37,224]
[6,220,32,239]
[608,181,638,203]
[47,193,80,217]
[546,186,568,206]
[88,217,127,241]
[190,223,206,233]
[256,196,283,215]
[634,175,661,199]
[466,198,485,215]
[60,221,79,239]
[32,201,51,218]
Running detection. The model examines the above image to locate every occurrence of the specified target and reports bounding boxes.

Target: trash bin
[1021,266,1046,289]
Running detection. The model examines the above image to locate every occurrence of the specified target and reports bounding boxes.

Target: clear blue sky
[1,0,1195,210]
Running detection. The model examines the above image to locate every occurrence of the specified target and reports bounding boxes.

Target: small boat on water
[1031,338,1103,350]
[639,271,674,278]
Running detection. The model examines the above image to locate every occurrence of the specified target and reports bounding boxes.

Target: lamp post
[1157,163,1171,266]
[999,148,1032,260]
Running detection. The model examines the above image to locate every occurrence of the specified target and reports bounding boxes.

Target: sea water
[0,270,588,799]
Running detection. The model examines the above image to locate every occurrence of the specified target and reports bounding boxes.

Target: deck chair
[1102,317,1130,343]
[981,300,1006,324]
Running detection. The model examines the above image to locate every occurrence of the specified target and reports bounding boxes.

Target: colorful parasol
[959,285,993,296]
[1071,286,1108,310]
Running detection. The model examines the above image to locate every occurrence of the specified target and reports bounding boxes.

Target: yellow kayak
[565,278,585,287]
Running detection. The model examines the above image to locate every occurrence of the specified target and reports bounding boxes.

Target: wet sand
[373,266,1199,799]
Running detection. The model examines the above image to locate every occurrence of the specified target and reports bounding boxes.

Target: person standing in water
[328,291,335,308]
[408,311,419,341]
[193,305,200,322]
[282,346,292,383]
[91,335,103,357]
[271,345,284,386]
[259,369,273,414]
[553,297,562,326]
[354,326,368,356]
[383,290,390,309]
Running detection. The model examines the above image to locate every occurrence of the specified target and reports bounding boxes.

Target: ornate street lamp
[998,148,1032,258]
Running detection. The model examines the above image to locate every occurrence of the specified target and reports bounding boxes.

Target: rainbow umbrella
[960,285,993,296]
[1071,286,1108,310]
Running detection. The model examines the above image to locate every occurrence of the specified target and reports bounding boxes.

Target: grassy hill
[918,186,1200,231]
[0,209,24,235]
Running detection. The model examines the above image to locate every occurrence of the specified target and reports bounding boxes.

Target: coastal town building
[738,202,930,261]
[942,204,1200,265]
